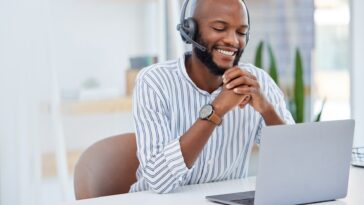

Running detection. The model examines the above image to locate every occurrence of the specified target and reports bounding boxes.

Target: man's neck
[185,53,223,94]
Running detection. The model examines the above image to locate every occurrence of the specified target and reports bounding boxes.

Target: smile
[216,49,236,56]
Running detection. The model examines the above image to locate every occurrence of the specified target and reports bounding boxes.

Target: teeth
[217,49,235,56]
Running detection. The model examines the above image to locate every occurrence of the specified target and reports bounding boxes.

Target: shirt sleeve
[254,71,295,144]
[132,75,190,194]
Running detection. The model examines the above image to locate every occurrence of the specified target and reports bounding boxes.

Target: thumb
[239,95,251,108]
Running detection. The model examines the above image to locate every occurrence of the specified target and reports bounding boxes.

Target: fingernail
[226,84,231,89]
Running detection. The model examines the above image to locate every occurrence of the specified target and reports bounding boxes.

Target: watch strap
[207,110,222,125]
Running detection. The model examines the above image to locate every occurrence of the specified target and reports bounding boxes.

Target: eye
[212,27,225,32]
[237,31,247,36]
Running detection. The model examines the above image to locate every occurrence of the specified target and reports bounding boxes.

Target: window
[313,0,350,120]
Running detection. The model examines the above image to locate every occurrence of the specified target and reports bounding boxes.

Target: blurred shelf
[61,96,132,115]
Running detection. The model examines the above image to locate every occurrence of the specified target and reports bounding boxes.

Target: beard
[194,33,244,76]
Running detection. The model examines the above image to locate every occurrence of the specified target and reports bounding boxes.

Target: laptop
[206,120,355,205]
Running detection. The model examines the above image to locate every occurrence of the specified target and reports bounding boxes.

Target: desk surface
[63,167,364,205]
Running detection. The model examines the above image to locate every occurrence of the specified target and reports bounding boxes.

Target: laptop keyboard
[352,147,364,168]
[230,198,254,205]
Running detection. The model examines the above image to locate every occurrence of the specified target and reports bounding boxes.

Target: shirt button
[207,159,213,165]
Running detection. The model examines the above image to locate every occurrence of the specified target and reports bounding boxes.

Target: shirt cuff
[163,138,190,180]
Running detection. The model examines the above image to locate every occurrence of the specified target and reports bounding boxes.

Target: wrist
[260,103,285,125]
[260,103,274,117]
[211,101,227,117]
[199,104,223,125]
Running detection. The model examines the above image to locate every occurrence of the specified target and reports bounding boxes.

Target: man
[130,0,294,194]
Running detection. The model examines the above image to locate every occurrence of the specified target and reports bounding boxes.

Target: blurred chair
[74,133,139,200]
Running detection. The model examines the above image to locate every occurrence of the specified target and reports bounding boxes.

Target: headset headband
[177,0,251,52]
[179,0,250,32]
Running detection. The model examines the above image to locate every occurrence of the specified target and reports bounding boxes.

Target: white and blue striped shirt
[130,53,294,194]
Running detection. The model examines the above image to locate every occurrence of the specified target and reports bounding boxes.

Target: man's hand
[222,66,271,114]
[212,85,250,117]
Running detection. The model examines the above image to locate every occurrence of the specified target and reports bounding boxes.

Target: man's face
[194,34,244,76]
[192,0,249,76]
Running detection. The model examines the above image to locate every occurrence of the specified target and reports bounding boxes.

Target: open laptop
[206,119,355,205]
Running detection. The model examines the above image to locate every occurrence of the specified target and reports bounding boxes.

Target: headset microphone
[177,24,206,52]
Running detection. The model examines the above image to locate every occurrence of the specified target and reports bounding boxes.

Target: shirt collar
[178,52,222,96]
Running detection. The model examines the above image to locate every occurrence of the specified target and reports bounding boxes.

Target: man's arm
[179,86,248,168]
[133,77,246,194]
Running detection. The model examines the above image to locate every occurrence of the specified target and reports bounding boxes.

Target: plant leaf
[294,48,305,123]
[314,98,326,122]
[268,43,279,86]
[254,41,264,69]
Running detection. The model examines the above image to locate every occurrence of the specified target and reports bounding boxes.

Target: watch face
[199,104,213,119]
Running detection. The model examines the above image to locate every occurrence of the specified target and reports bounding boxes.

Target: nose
[223,30,240,48]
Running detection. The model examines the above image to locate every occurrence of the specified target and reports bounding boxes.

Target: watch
[199,104,222,125]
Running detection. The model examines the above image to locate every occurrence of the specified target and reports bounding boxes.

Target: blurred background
[0,0,363,204]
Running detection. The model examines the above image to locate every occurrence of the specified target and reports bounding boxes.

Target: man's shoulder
[136,59,180,82]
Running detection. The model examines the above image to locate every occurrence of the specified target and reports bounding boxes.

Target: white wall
[39,0,159,152]
[0,0,159,204]
[49,0,158,97]
[350,0,364,146]
[0,0,51,203]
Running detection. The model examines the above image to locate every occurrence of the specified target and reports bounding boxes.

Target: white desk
[63,167,364,205]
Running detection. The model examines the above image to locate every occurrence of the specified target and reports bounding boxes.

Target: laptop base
[206,191,255,205]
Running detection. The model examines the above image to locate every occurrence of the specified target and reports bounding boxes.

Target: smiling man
[130,0,294,194]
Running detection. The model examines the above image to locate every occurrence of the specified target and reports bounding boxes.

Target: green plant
[314,98,326,122]
[268,44,279,86]
[254,41,325,123]
[293,48,305,123]
[254,41,264,68]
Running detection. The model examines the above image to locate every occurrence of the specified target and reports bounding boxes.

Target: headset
[176,0,251,52]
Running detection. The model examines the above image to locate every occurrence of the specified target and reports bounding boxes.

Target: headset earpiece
[181,17,197,44]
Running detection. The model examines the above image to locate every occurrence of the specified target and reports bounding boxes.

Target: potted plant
[254,41,325,123]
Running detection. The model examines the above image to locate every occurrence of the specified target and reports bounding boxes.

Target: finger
[247,72,257,80]
[223,66,240,76]
[235,67,256,80]
[223,67,240,83]
[233,86,252,95]
[241,95,251,104]
[226,76,258,89]
[223,67,256,83]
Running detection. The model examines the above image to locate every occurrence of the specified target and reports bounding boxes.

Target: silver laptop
[206,120,355,205]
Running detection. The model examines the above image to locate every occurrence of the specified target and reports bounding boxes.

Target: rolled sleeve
[133,76,190,193]
[164,139,189,179]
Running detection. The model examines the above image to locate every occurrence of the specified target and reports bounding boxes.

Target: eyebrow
[210,20,249,28]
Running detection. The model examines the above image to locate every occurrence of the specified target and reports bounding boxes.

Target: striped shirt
[130,53,294,194]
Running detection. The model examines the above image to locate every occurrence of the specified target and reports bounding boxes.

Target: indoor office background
[0,0,363,205]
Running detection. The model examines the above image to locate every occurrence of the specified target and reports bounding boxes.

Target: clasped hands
[213,66,271,116]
